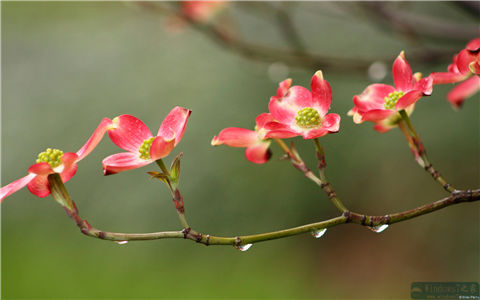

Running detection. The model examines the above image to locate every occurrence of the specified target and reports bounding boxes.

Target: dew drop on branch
[234,244,253,252]
[311,228,327,238]
[368,224,389,233]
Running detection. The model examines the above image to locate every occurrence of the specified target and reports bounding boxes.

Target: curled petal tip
[314,70,324,81]
[399,50,405,59]
[211,136,220,146]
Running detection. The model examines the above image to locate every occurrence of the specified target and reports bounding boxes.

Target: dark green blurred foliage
[2,2,478,299]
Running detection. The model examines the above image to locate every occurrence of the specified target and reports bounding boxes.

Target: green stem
[51,179,479,244]
[398,111,455,193]
[155,159,170,176]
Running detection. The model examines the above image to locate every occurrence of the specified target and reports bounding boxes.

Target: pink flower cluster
[212,71,341,164]
[0,107,191,203]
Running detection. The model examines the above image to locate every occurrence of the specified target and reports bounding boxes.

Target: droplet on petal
[36,148,64,168]
[311,228,327,238]
[115,240,129,245]
[368,224,389,233]
[234,243,253,252]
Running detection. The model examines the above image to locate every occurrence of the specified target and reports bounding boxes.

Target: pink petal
[264,129,299,139]
[322,113,341,132]
[353,84,395,112]
[393,52,413,92]
[27,174,51,198]
[157,107,192,146]
[245,141,271,164]
[0,173,36,202]
[310,71,332,116]
[28,162,54,175]
[108,115,153,153]
[102,152,152,175]
[361,109,395,122]
[413,76,433,95]
[395,90,424,110]
[469,61,480,74]
[447,76,480,108]
[276,78,292,98]
[59,152,79,183]
[211,128,258,147]
[269,86,313,124]
[431,72,467,84]
[466,37,480,52]
[302,128,329,139]
[373,123,394,133]
[255,113,275,129]
[76,118,113,162]
[456,49,476,75]
[150,136,176,160]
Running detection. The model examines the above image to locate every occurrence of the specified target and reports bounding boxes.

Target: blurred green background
[2,2,479,299]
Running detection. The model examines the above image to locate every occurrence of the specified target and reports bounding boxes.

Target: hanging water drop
[311,228,327,238]
[368,224,389,233]
[234,243,253,252]
[115,240,129,245]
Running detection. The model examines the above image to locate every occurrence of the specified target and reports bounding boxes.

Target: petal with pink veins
[431,72,467,84]
[150,136,176,160]
[102,152,152,175]
[255,113,274,128]
[393,52,413,91]
[27,174,51,198]
[108,115,153,153]
[310,71,332,116]
[245,141,271,164]
[269,86,312,124]
[303,128,329,139]
[361,109,395,122]
[28,162,54,175]
[322,113,341,132]
[447,76,480,108]
[353,84,395,112]
[59,152,79,183]
[157,107,192,145]
[76,118,113,162]
[211,128,258,147]
[0,173,36,202]
[395,90,424,111]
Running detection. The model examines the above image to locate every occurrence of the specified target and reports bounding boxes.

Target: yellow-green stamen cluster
[295,107,321,128]
[139,137,155,160]
[36,148,64,168]
[384,91,405,110]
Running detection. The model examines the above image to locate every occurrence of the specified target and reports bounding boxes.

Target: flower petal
[414,76,433,95]
[310,71,332,116]
[431,72,467,84]
[268,86,312,124]
[150,136,176,160]
[59,152,79,183]
[157,106,192,146]
[245,141,271,164]
[456,49,476,75]
[102,152,152,175]
[393,51,413,91]
[211,128,258,147]
[76,118,113,162]
[322,113,341,132]
[255,113,275,129]
[373,122,394,133]
[108,115,153,153]
[27,174,51,198]
[0,173,36,202]
[28,162,54,175]
[276,78,292,98]
[353,84,395,112]
[395,90,424,111]
[447,76,480,108]
[466,37,480,52]
[361,109,395,122]
[302,128,330,139]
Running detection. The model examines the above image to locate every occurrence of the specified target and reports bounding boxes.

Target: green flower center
[295,107,321,128]
[139,137,155,160]
[384,91,405,110]
[36,148,64,168]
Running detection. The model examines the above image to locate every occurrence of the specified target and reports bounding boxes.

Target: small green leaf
[169,152,183,185]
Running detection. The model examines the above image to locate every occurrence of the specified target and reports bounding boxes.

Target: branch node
[182,227,191,239]
[360,215,367,225]
[343,211,352,222]
[205,235,210,246]
[384,214,391,225]
[195,233,203,243]
[234,236,242,246]
[98,231,106,239]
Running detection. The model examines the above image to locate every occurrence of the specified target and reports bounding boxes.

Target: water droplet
[115,240,129,245]
[234,244,253,252]
[311,228,327,238]
[368,224,389,233]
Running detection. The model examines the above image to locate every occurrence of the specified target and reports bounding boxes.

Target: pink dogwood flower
[102,107,191,175]
[0,118,113,202]
[211,113,273,164]
[348,51,433,132]
[265,71,341,139]
[431,37,480,108]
